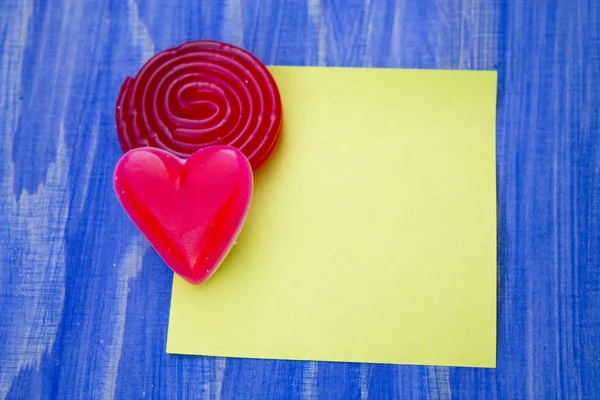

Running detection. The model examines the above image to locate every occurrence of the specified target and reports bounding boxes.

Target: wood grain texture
[0,0,598,398]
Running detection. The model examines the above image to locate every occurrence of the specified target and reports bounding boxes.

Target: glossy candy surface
[116,40,282,171]
[113,146,253,285]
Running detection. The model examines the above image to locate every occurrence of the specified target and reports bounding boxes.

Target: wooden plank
[0,0,598,398]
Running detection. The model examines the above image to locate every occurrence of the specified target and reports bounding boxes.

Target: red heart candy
[113,146,253,284]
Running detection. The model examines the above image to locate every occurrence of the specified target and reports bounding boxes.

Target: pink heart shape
[114,146,253,284]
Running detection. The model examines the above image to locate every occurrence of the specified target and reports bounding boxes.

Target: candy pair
[114,41,282,284]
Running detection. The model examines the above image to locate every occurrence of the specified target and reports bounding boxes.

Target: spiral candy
[116,40,282,170]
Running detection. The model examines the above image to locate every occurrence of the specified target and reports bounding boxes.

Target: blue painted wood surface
[1,1,599,398]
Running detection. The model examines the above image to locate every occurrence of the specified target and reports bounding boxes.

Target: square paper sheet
[167,66,497,368]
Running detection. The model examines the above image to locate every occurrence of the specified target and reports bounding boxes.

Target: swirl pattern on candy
[116,40,282,170]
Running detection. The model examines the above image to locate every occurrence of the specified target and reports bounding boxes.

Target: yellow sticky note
[167,66,497,368]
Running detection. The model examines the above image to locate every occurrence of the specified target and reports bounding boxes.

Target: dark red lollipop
[115,40,282,170]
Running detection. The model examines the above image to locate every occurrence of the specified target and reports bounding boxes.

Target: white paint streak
[428,367,451,399]
[127,0,155,62]
[222,0,244,47]
[389,0,405,67]
[363,0,373,67]
[78,112,100,210]
[359,364,369,399]
[103,235,149,400]
[458,3,467,69]
[212,357,227,399]
[307,0,327,65]
[301,362,318,399]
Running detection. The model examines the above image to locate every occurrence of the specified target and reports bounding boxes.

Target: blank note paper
[166,66,498,368]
